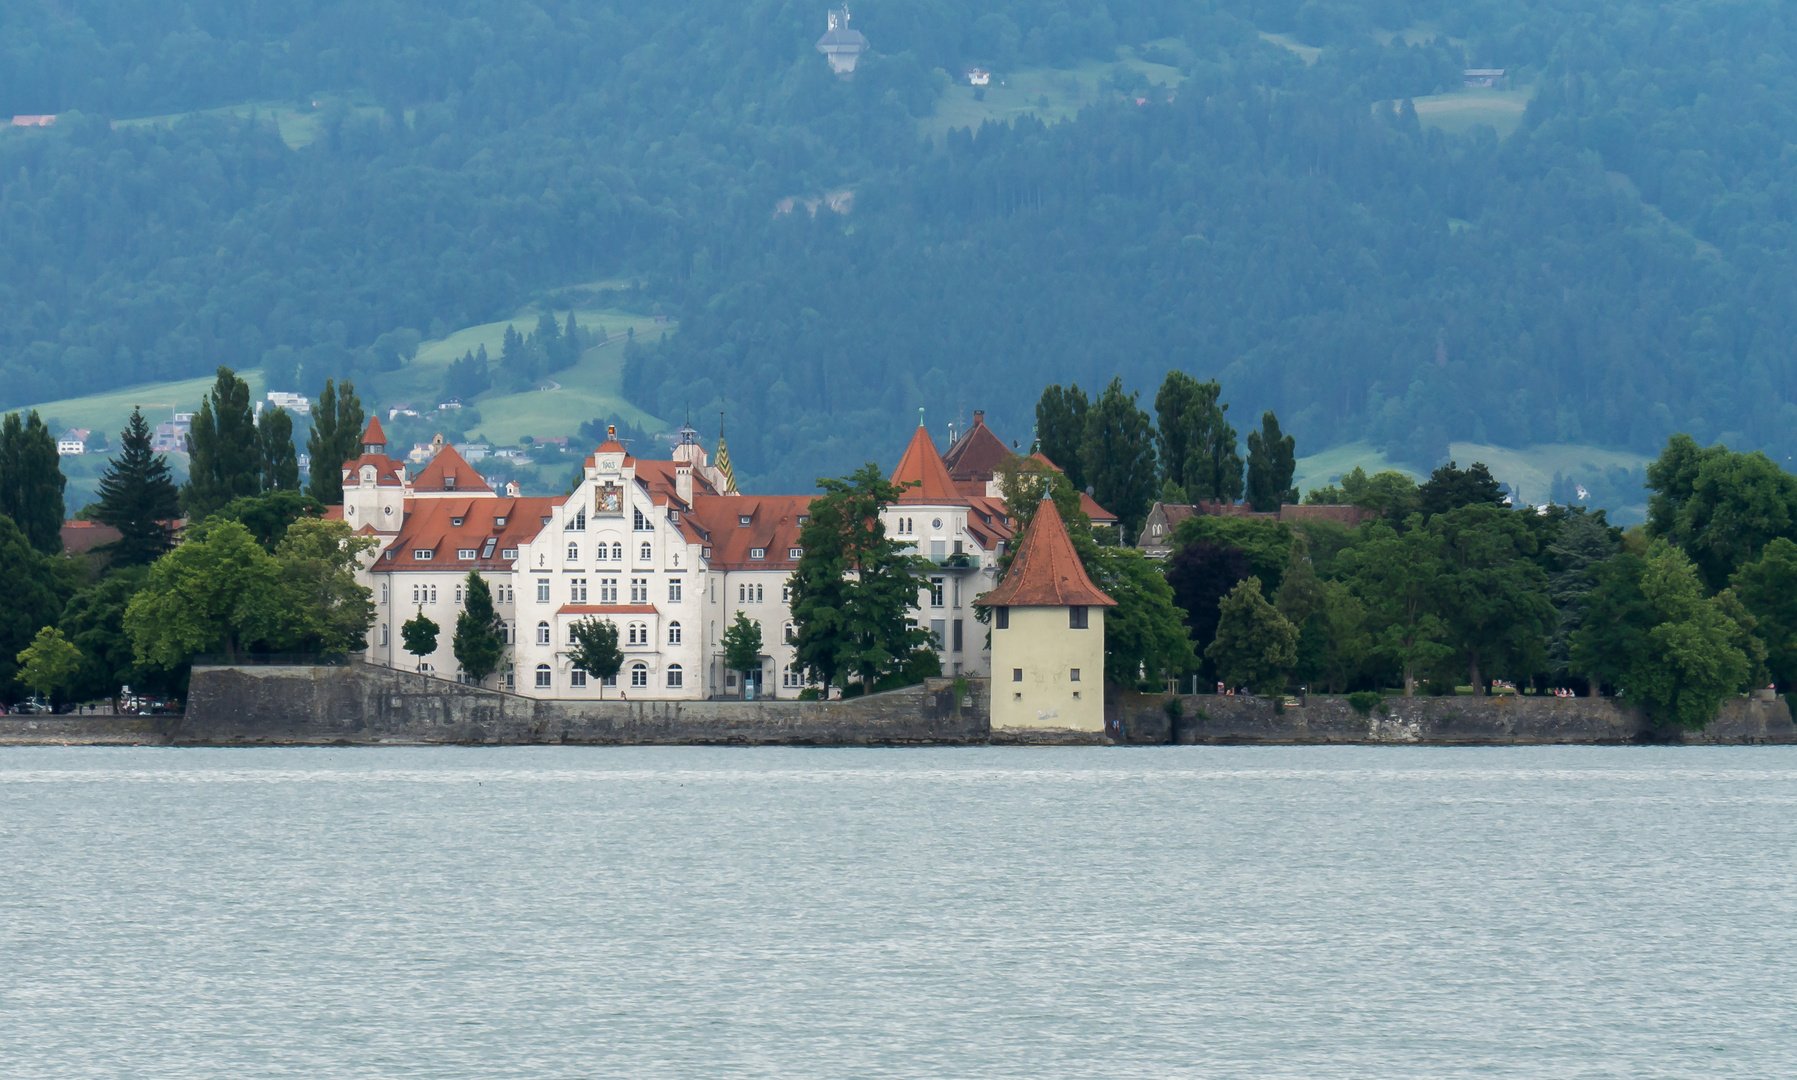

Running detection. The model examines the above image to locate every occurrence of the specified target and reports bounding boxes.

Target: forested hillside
[5,0,1796,491]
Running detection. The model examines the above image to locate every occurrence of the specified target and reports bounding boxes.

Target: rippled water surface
[3,746,1795,1078]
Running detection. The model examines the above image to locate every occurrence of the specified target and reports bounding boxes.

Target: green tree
[60,566,161,708]
[1342,518,1451,695]
[15,625,82,703]
[1307,466,1421,520]
[789,464,933,693]
[277,518,378,654]
[0,514,76,702]
[452,571,507,685]
[124,519,285,666]
[1646,436,1797,592]
[567,617,623,697]
[994,452,1093,571]
[1206,577,1299,696]
[93,408,180,567]
[1568,552,1655,698]
[257,405,300,492]
[1244,410,1298,512]
[1092,546,1198,690]
[1731,537,1797,690]
[1170,514,1296,596]
[722,611,764,697]
[1416,461,1506,518]
[1034,383,1090,490]
[305,378,365,505]
[0,410,67,555]
[1431,504,1556,693]
[1154,372,1220,501]
[1079,377,1158,538]
[182,366,263,521]
[1624,543,1756,730]
[212,490,329,551]
[401,609,440,670]
[1542,510,1622,685]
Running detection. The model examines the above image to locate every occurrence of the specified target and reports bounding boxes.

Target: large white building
[340,412,1110,700]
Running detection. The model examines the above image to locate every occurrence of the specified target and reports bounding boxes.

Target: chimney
[974,409,984,426]
[676,460,693,505]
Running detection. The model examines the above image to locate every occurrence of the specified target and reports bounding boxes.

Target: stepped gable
[976,497,1115,609]
[384,496,554,570]
[412,443,492,495]
[943,410,1015,485]
[890,424,967,505]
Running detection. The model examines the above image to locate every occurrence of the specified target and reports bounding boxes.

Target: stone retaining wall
[1109,691,1797,746]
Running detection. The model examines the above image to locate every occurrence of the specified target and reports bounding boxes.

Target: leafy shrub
[1346,691,1384,716]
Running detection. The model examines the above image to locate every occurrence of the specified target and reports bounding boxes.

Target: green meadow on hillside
[920,44,1186,140]
[113,98,391,149]
[1408,86,1533,137]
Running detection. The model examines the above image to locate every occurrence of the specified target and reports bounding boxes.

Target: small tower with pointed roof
[976,497,1116,734]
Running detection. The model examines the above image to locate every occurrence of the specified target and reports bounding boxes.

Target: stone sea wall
[2,665,1793,746]
[1109,690,1797,746]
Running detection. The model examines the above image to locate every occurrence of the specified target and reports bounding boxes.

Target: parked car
[13,697,52,715]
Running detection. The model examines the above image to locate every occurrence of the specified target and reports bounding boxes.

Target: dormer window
[749,547,766,560]
[797,515,809,525]
[495,517,506,526]
[451,517,464,526]
[457,548,477,560]
[739,515,752,526]
[414,549,434,561]
[443,475,456,490]
[789,547,803,559]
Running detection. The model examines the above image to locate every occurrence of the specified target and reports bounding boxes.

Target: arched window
[536,621,550,645]
[783,621,796,644]
[667,621,682,645]
[535,664,552,688]
[666,664,683,688]
[611,541,623,561]
[566,542,579,562]
[630,662,648,687]
[627,622,647,646]
[640,541,652,561]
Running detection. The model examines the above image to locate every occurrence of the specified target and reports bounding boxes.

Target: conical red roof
[361,416,387,446]
[890,425,966,505]
[976,497,1115,608]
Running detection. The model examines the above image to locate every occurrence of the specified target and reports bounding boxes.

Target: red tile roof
[340,453,408,486]
[976,498,1115,608]
[60,520,123,554]
[890,425,967,505]
[942,411,1016,482]
[688,494,813,570]
[361,417,387,447]
[412,444,492,494]
[380,496,556,571]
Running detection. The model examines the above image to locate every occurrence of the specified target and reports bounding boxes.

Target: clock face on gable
[597,483,624,515]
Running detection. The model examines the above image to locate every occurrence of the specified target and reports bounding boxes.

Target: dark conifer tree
[258,406,300,492]
[305,378,364,505]
[1079,377,1159,539]
[94,408,180,566]
[0,410,67,555]
[1034,384,1090,490]
[182,366,261,521]
[1245,411,1298,512]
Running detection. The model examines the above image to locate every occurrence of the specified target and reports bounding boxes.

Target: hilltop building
[815,7,867,76]
[977,496,1115,734]
[338,412,1112,699]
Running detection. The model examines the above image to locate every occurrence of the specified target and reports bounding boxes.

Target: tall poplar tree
[94,408,180,566]
[0,410,67,555]
[1245,410,1298,512]
[1034,384,1090,490]
[257,406,300,492]
[183,366,261,521]
[305,378,365,505]
[1079,377,1158,539]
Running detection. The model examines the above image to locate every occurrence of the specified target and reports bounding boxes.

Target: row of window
[737,583,793,603]
[989,606,1088,630]
[537,578,682,605]
[535,620,685,646]
[389,582,517,606]
[562,508,658,532]
[568,541,654,562]
[538,662,677,689]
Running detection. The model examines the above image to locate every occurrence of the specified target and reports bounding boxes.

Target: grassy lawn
[920,45,1185,140]
[1257,31,1321,65]
[1408,87,1533,138]
[1291,440,1419,498]
[11,369,268,446]
[113,98,390,149]
[371,306,669,446]
[1448,441,1651,512]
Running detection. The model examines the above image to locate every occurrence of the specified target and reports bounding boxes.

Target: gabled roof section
[688,494,813,570]
[412,444,493,496]
[943,411,1015,482]
[976,498,1115,608]
[890,425,967,506]
[379,496,557,571]
[340,452,408,486]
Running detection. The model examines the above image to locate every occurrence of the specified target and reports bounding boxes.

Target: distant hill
[4,0,1795,493]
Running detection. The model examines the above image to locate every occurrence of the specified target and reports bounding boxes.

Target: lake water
[2,746,1794,1078]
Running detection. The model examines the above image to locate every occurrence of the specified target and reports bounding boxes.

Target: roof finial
[918,406,925,429]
